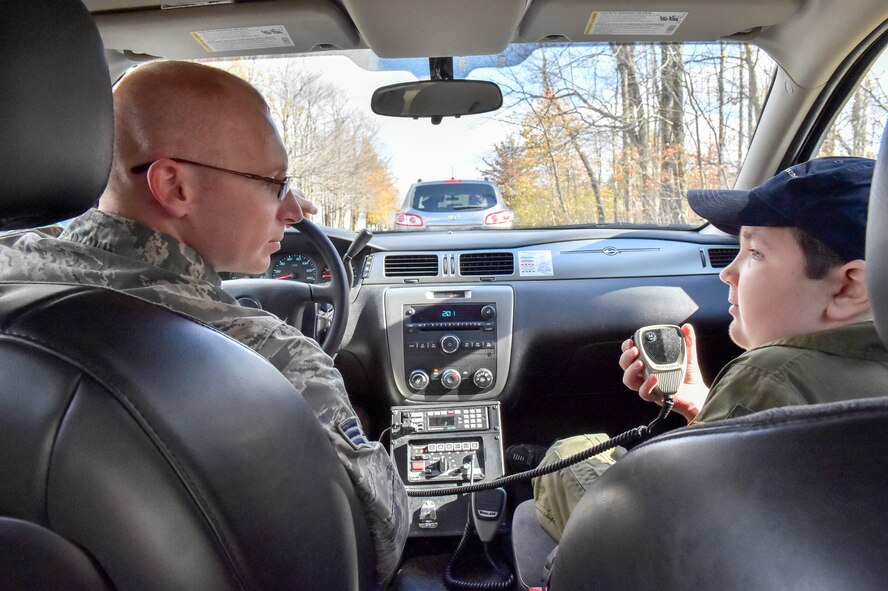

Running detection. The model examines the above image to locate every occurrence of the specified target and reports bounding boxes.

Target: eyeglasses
[130,158,293,201]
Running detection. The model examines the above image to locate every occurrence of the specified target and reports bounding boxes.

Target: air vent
[707,247,739,268]
[459,252,515,276]
[384,254,439,277]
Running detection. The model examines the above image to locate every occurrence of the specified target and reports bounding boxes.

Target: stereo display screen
[409,304,486,323]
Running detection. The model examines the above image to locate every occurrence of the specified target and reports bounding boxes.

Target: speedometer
[272,253,318,283]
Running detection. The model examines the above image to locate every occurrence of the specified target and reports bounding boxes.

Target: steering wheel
[220,218,350,356]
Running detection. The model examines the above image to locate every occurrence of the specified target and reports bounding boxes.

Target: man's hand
[619,323,709,422]
[292,187,318,218]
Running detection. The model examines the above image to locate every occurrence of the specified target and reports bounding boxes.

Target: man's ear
[144,159,190,218]
[825,260,870,322]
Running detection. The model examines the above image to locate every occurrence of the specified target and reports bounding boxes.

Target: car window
[199,41,777,232]
[411,184,497,212]
[816,44,888,159]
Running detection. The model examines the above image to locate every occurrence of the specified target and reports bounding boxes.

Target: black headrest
[867,121,888,344]
[0,0,113,230]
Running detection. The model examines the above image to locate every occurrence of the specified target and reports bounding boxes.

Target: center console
[385,286,513,535]
[390,402,505,536]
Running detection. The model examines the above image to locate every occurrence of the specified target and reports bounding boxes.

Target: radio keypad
[400,407,489,432]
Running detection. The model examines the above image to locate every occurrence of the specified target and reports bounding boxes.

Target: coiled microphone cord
[443,518,515,591]
[408,394,674,498]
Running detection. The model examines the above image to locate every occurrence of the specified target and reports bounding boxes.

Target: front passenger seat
[0,1,373,589]
[546,122,888,590]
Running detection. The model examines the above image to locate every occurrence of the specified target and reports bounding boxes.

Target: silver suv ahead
[394,179,513,231]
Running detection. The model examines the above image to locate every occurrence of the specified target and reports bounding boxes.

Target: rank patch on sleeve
[338,417,370,450]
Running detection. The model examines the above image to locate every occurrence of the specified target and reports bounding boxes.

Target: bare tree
[221,60,395,230]
[658,44,686,222]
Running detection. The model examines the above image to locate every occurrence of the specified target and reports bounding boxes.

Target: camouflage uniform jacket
[0,208,408,587]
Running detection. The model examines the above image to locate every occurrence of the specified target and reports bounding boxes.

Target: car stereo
[402,302,498,395]
[384,286,514,401]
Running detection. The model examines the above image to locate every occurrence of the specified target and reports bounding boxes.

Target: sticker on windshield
[191,26,294,53]
[585,12,687,36]
[518,251,554,277]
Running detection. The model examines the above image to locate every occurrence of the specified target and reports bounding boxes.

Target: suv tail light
[395,212,423,227]
[484,210,513,225]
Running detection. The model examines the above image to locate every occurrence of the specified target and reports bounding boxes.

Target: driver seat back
[0,1,373,589]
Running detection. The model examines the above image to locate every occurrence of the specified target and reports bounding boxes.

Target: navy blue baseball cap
[688,157,874,262]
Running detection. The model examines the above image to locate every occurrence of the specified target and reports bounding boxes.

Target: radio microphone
[632,325,687,398]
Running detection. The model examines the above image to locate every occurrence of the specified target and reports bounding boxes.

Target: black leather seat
[0,1,373,589]
[546,126,888,590]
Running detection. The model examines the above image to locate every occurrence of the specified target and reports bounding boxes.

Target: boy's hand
[619,323,709,422]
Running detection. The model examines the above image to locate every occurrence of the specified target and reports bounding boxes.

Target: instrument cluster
[225,250,361,286]
[270,252,330,284]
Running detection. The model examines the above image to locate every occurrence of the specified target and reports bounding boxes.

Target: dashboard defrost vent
[459,252,515,276]
[707,247,739,268]
[384,254,439,277]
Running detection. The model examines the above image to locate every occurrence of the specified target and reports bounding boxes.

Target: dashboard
[223,224,743,445]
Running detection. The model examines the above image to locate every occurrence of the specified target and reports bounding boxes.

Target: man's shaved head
[110,61,269,178]
[100,60,286,227]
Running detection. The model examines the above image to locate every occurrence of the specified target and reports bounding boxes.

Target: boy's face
[719,226,835,350]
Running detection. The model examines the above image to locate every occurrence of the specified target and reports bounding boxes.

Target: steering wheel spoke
[309,283,338,305]
[221,219,350,355]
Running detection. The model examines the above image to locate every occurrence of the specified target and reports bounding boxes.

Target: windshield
[204,42,778,232]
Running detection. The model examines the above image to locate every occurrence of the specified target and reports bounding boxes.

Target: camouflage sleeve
[238,318,408,588]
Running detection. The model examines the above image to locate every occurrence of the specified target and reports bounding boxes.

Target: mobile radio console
[390,402,505,536]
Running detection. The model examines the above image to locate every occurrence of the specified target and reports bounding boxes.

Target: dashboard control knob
[408,370,430,391]
[481,305,496,320]
[473,368,494,389]
[440,368,462,390]
[440,334,460,354]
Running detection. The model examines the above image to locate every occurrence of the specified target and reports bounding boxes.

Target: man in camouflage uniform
[0,60,407,588]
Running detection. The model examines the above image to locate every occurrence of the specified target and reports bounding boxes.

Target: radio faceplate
[385,286,513,401]
[397,406,490,434]
[402,302,497,396]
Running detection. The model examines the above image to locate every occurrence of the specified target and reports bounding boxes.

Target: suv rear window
[411,183,497,212]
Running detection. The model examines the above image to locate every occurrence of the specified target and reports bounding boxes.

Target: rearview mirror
[371,80,502,124]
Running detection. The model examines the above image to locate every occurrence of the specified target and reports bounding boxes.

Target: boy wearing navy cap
[621,156,885,423]
[533,157,888,542]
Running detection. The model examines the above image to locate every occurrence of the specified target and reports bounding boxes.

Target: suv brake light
[395,212,423,227]
[484,210,513,225]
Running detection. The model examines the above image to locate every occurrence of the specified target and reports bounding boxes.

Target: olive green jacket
[535,321,888,541]
[693,321,888,423]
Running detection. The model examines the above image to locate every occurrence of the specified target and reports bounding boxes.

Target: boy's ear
[144,159,190,219]
[825,260,869,322]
